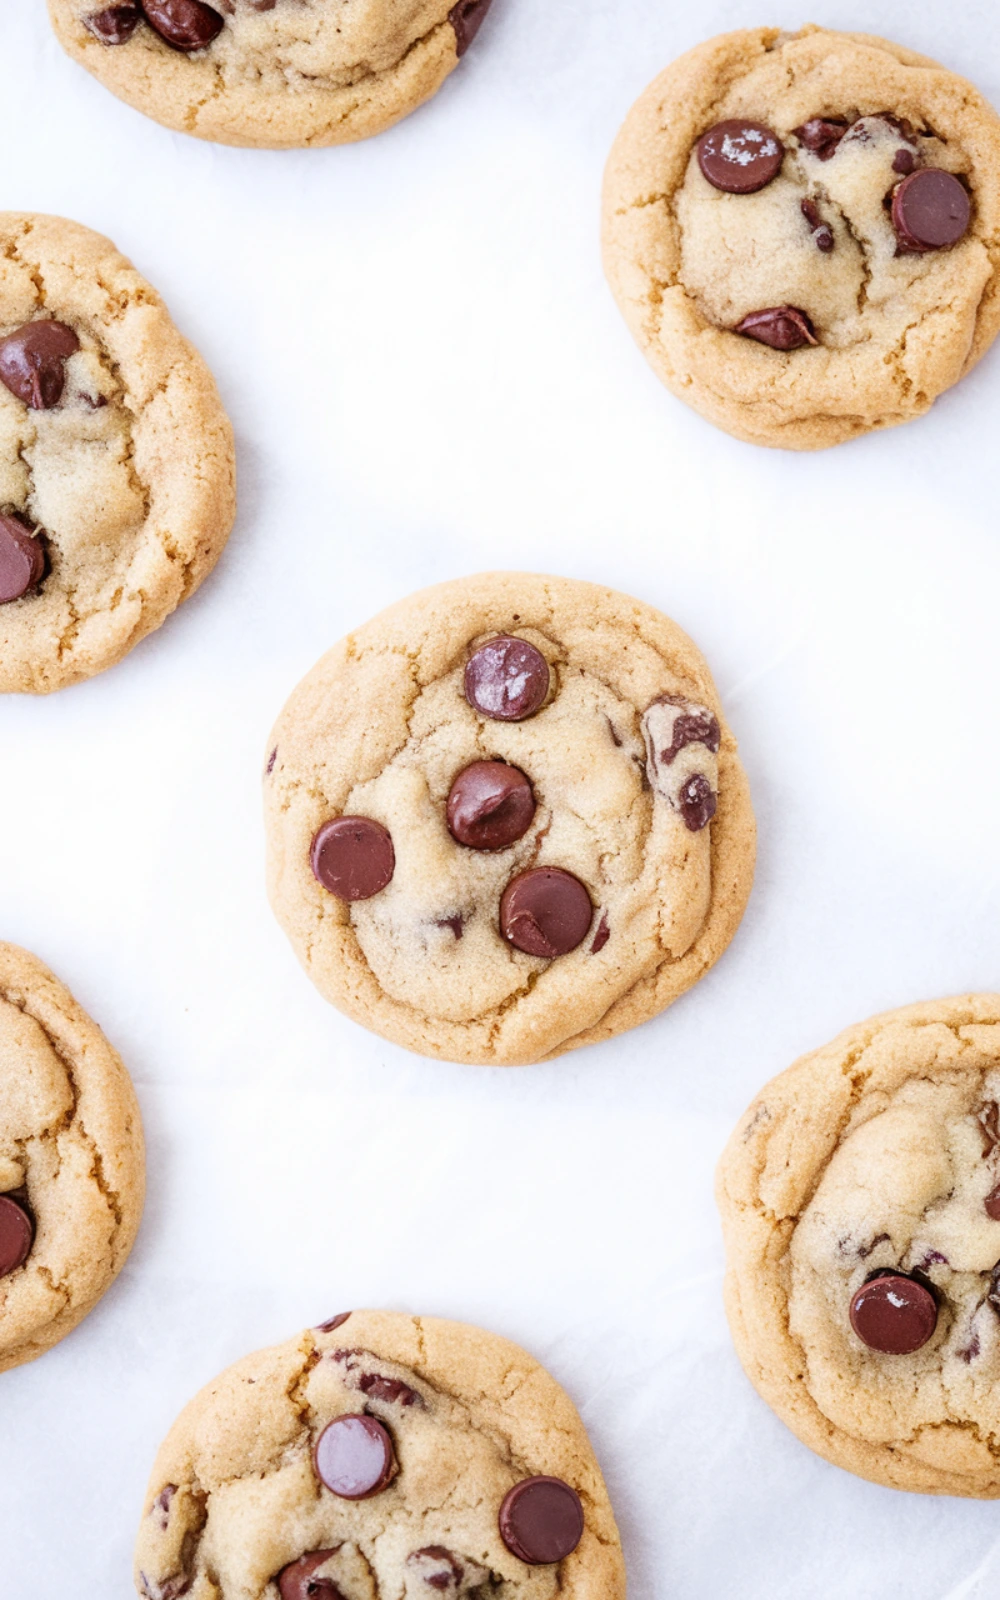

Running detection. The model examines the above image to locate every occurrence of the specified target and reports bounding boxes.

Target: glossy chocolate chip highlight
[736,306,818,351]
[499,1476,584,1565]
[0,1195,33,1279]
[277,1552,346,1600]
[447,761,535,850]
[0,514,46,605]
[892,169,971,253]
[0,319,80,410]
[849,1272,938,1354]
[449,0,493,56]
[143,0,225,50]
[500,868,592,959]
[311,818,395,902]
[697,120,784,194]
[465,636,550,722]
[313,1414,397,1500]
[83,3,142,41]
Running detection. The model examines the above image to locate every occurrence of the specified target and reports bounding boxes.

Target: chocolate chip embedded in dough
[0,319,80,409]
[793,117,849,160]
[356,1371,422,1408]
[0,514,46,605]
[83,3,142,41]
[893,148,917,176]
[591,913,610,954]
[500,868,593,959]
[735,306,818,351]
[678,773,717,833]
[498,1476,585,1565]
[801,199,834,253]
[0,1194,33,1278]
[464,636,550,722]
[449,0,494,57]
[892,168,971,253]
[407,1546,488,1591]
[849,1272,938,1354]
[315,1312,352,1332]
[655,701,721,765]
[277,1551,347,1600]
[697,120,784,194]
[313,1415,397,1500]
[985,1184,1000,1221]
[447,761,535,851]
[310,817,395,902]
[142,0,225,50]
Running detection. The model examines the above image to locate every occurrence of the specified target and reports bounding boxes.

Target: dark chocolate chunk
[499,1476,584,1565]
[142,0,224,50]
[83,3,142,41]
[446,761,535,851]
[315,1312,352,1333]
[313,1415,396,1500]
[0,1194,33,1278]
[849,1272,938,1354]
[277,1551,346,1600]
[985,1184,1000,1221]
[677,772,717,832]
[0,514,46,605]
[893,148,917,176]
[407,1547,471,1590]
[590,913,610,954]
[310,818,395,901]
[892,169,971,253]
[465,636,550,722]
[448,0,493,57]
[793,118,849,160]
[0,319,80,409]
[697,120,785,193]
[500,868,592,959]
[735,306,818,350]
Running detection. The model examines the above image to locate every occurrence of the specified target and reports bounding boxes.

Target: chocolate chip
[735,306,818,350]
[0,1194,33,1278]
[465,636,550,722]
[0,514,46,605]
[152,1486,176,1532]
[849,1272,938,1354]
[697,120,784,194]
[801,199,834,253]
[500,868,592,959]
[590,913,610,954]
[266,748,277,775]
[677,773,717,832]
[313,1415,397,1500]
[893,148,917,176]
[0,319,80,409]
[310,818,395,902]
[315,1312,352,1332]
[959,1331,981,1364]
[277,1551,346,1600]
[979,1102,1000,1155]
[449,0,493,57]
[447,761,535,851]
[499,1476,584,1566]
[357,1372,421,1407]
[656,702,721,765]
[985,1184,1000,1221]
[83,3,142,41]
[142,0,224,50]
[793,118,849,160]
[892,169,970,253]
[407,1548,465,1590]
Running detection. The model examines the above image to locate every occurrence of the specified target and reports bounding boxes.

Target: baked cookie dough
[134,1309,626,1600]
[602,27,1000,450]
[0,213,235,694]
[264,573,755,1066]
[48,0,496,149]
[0,942,145,1373]
[717,994,1000,1497]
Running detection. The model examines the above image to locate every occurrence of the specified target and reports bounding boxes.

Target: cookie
[0,213,235,694]
[264,572,755,1066]
[134,1309,626,1599]
[603,27,1000,450]
[717,994,1000,1497]
[48,0,496,149]
[0,942,145,1373]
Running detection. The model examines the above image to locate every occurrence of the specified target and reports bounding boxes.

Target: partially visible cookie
[717,995,1000,1496]
[264,572,755,1066]
[48,0,496,149]
[0,212,235,694]
[134,1309,626,1599]
[0,942,145,1373]
[603,27,1000,449]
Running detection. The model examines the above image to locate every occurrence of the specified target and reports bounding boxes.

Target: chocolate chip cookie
[0,942,145,1373]
[603,27,1000,450]
[49,0,496,149]
[0,213,235,694]
[134,1310,625,1600]
[264,573,755,1066]
[717,994,1000,1496]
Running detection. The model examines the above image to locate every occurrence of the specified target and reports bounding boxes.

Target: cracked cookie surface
[48,0,494,149]
[717,994,1000,1496]
[0,213,235,694]
[134,1309,625,1600]
[0,942,145,1373]
[264,573,755,1066]
[602,27,1000,450]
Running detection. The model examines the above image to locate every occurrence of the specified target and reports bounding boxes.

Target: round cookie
[134,1309,626,1599]
[264,572,755,1066]
[602,27,1000,450]
[0,942,145,1373]
[717,994,1000,1497]
[48,0,497,150]
[0,213,235,694]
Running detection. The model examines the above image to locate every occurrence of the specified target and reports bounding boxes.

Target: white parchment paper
[2,0,1000,1594]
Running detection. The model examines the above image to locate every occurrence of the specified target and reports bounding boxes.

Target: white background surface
[2,0,1000,1594]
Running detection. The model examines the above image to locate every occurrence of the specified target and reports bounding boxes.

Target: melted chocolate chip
[985,1184,1000,1221]
[500,868,593,959]
[959,1330,981,1364]
[357,1372,421,1407]
[0,319,80,409]
[801,198,834,253]
[83,3,142,41]
[407,1548,466,1590]
[849,1272,938,1355]
[656,702,721,765]
[313,1415,396,1500]
[499,1476,584,1566]
[266,748,277,775]
[0,514,46,605]
[697,120,784,193]
[979,1102,1000,1155]
[448,0,493,57]
[315,1312,352,1333]
[0,1195,33,1278]
[793,118,849,160]
[310,817,395,901]
[735,306,818,351]
[142,0,224,49]
[591,912,610,954]
[465,636,550,722]
[277,1551,346,1600]
[447,761,535,850]
[892,169,971,253]
[677,772,717,832]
